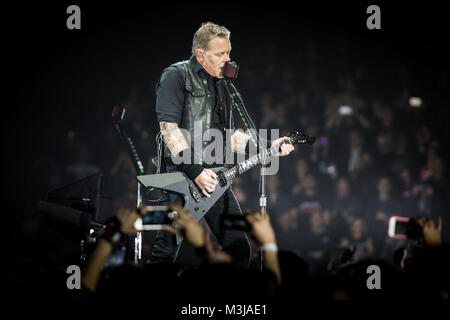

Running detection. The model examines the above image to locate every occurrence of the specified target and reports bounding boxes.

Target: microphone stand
[223,79,268,271]
[258,152,267,271]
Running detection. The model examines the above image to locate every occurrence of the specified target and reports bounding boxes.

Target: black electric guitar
[137,130,314,244]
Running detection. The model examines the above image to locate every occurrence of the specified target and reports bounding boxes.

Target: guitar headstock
[288,130,315,145]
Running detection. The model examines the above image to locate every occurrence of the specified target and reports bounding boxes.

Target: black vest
[162,60,228,165]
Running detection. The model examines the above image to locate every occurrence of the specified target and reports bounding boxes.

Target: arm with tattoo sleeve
[159,121,190,155]
[231,130,251,154]
[160,121,218,198]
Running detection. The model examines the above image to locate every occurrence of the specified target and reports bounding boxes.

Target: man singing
[149,22,294,266]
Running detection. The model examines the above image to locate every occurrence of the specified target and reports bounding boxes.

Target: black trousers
[148,187,252,267]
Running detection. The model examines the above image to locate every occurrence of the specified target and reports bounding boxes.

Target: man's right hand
[194,169,218,198]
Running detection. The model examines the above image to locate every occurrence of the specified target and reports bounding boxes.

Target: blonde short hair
[192,22,230,55]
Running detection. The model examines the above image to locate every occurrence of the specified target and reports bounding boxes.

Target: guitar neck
[219,144,282,183]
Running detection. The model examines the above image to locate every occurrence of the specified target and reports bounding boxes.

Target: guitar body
[137,130,314,245]
[137,167,231,244]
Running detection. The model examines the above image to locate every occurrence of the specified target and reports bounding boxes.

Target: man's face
[196,36,231,78]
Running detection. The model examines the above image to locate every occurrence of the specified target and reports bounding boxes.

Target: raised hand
[163,203,205,247]
[416,216,443,247]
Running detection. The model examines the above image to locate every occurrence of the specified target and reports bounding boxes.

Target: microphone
[223,61,239,79]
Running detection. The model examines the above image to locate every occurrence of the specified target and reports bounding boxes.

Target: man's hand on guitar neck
[271,136,295,157]
[194,168,219,198]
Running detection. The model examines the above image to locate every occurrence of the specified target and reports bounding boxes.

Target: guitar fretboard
[219,144,282,183]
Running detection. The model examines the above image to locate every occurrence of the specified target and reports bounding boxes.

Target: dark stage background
[4,0,450,299]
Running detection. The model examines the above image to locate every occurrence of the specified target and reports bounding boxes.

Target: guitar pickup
[218,174,227,188]
[189,184,201,202]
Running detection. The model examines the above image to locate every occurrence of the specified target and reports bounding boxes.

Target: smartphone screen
[388,216,410,239]
[134,205,173,230]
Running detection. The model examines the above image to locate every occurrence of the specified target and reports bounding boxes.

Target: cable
[226,80,271,149]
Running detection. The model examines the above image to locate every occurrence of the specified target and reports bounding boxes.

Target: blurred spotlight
[409,96,422,108]
[338,105,353,116]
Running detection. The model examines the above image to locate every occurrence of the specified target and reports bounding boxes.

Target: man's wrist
[260,242,278,251]
[424,237,442,247]
[178,164,204,180]
[172,150,204,180]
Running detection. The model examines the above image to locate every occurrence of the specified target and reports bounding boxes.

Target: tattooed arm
[230,130,294,156]
[159,121,190,155]
[231,130,251,154]
[160,121,218,198]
